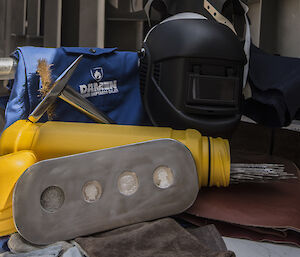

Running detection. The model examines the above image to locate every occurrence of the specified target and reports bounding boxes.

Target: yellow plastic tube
[0,150,37,236]
[0,120,230,236]
[0,120,230,188]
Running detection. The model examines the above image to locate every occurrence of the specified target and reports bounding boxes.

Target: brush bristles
[230,163,298,184]
[37,59,55,120]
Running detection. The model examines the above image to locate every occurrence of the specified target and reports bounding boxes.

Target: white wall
[248,0,300,58]
[276,0,300,58]
[248,1,262,47]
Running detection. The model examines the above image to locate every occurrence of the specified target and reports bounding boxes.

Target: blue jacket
[0,46,145,129]
[245,44,300,127]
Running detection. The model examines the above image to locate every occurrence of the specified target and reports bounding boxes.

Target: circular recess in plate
[153,166,174,189]
[118,171,139,196]
[82,180,102,203]
[40,186,65,212]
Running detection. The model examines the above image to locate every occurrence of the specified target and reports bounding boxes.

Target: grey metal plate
[13,139,199,245]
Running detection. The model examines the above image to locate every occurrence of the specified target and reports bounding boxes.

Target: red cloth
[182,153,300,247]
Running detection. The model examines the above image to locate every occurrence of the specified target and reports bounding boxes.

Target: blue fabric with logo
[0,47,145,130]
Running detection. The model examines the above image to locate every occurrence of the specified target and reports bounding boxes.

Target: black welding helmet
[139,13,247,138]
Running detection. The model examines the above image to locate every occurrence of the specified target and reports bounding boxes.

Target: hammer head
[28,55,83,123]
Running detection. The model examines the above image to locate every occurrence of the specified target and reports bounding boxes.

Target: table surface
[224,237,300,257]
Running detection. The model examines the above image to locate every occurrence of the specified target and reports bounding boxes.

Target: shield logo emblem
[90,67,103,82]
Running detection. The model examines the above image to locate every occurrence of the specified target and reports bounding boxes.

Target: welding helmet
[139,13,247,138]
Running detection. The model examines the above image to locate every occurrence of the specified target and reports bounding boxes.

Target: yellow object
[0,204,15,236]
[0,120,230,236]
[0,150,37,236]
[0,120,230,187]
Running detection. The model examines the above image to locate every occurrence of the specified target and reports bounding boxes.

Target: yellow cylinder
[0,150,37,236]
[0,120,230,188]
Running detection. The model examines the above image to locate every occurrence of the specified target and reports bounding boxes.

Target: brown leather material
[273,128,300,168]
[230,121,300,169]
[184,153,300,246]
[187,225,227,252]
[230,122,272,155]
[75,218,235,257]
[179,214,300,247]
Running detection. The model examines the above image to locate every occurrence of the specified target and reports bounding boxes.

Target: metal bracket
[204,0,237,34]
